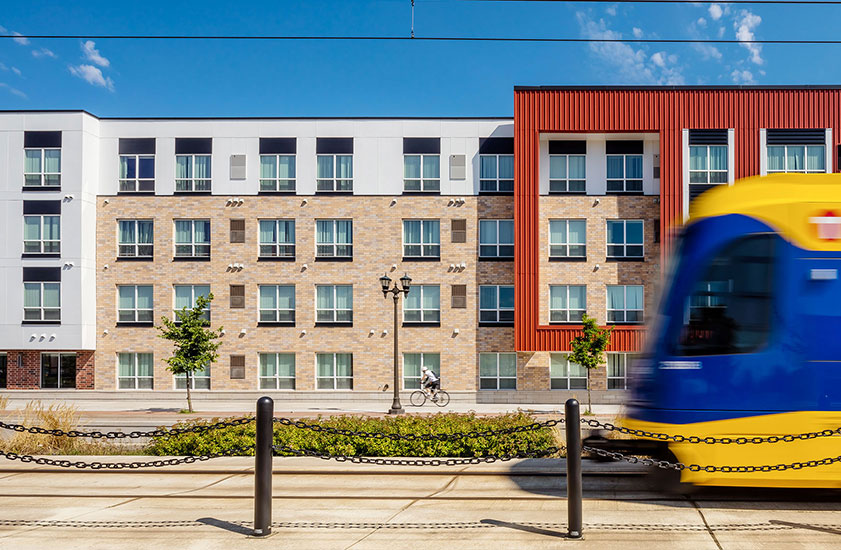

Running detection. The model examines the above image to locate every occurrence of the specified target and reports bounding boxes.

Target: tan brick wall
[95,194,518,392]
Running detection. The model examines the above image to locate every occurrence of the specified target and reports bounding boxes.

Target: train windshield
[670,233,776,356]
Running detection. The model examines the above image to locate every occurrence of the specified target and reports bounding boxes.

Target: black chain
[272,444,564,465]
[0,417,254,440]
[581,419,841,445]
[582,445,841,473]
[273,416,562,442]
[0,446,250,469]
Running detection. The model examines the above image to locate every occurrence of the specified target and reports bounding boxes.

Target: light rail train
[620,173,841,488]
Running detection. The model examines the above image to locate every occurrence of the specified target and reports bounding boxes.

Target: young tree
[158,293,223,413]
[569,313,613,414]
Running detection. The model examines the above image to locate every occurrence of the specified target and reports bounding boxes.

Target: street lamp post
[380,272,412,415]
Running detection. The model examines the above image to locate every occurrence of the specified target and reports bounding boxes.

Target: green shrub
[147,412,558,458]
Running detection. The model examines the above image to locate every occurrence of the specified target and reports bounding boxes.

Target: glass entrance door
[41,353,76,389]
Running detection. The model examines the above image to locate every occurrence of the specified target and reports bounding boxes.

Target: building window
[607,220,643,259]
[549,155,586,193]
[259,285,295,323]
[549,285,586,323]
[259,219,295,258]
[479,220,514,258]
[24,282,60,322]
[403,220,440,259]
[41,352,75,389]
[607,353,633,390]
[119,155,155,192]
[404,285,440,323]
[403,353,440,389]
[175,154,211,192]
[316,285,353,323]
[404,154,440,192]
[118,352,154,389]
[479,352,516,390]
[174,285,210,322]
[259,353,296,390]
[317,154,353,192]
[24,148,61,187]
[479,285,514,323]
[316,220,353,258]
[479,154,514,193]
[118,285,153,323]
[767,145,826,173]
[550,354,587,390]
[118,220,154,258]
[260,154,296,192]
[549,220,586,258]
[606,140,643,192]
[316,353,353,389]
[689,145,728,185]
[23,215,60,254]
[607,285,644,324]
[174,220,210,258]
[175,363,210,390]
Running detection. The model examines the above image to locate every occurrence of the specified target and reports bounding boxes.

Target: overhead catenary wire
[3,34,841,44]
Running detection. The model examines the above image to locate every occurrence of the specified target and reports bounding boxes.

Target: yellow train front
[622,173,841,488]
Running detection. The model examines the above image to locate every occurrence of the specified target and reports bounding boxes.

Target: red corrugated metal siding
[515,88,841,352]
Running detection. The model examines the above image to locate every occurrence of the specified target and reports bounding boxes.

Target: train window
[673,234,775,356]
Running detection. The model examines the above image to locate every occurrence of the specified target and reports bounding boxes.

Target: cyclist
[420,366,440,401]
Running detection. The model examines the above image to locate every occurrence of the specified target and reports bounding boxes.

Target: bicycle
[409,386,450,407]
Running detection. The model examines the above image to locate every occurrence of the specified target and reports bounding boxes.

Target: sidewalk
[0,457,838,549]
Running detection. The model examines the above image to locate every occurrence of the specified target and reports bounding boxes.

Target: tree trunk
[586,369,592,414]
[186,371,193,413]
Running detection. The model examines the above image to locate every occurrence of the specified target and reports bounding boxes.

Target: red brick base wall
[1,350,95,390]
[76,351,95,390]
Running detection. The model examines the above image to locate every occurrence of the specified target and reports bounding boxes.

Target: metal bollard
[565,398,583,539]
[253,396,274,536]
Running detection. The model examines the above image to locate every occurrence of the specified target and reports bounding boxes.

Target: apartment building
[0,86,838,403]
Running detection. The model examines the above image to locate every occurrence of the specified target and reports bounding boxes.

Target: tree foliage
[568,314,612,413]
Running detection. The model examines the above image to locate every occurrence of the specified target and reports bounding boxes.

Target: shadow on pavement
[196,517,252,535]
[480,519,566,538]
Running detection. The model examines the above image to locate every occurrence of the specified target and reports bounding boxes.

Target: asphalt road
[0,457,838,549]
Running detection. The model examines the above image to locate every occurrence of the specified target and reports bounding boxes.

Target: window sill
[605,192,645,196]
[402,257,440,262]
[315,191,353,195]
[22,253,61,259]
[173,191,212,196]
[172,256,211,262]
[606,257,645,262]
[257,256,296,262]
[478,191,514,196]
[22,320,61,325]
[549,322,585,326]
[258,190,297,195]
[606,322,645,326]
[314,322,354,327]
[549,257,587,262]
[116,322,155,327]
[402,322,441,328]
[116,256,154,262]
[402,191,441,196]
[21,187,61,192]
[478,256,514,262]
[547,191,587,196]
[479,322,515,327]
[315,257,353,262]
[257,321,296,327]
[117,191,156,196]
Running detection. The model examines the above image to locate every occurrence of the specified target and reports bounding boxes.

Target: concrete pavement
[0,457,839,549]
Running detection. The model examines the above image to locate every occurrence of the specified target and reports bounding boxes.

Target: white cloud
[32,48,57,59]
[718,26,726,38]
[69,64,115,91]
[81,40,110,67]
[708,4,723,21]
[576,13,685,85]
[731,69,755,84]
[697,17,707,27]
[693,43,723,61]
[0,82,27,98]
[606,5,617,16]
[734,10,764,65]
[12,31,29,46]
[12,66,21,76]
[632,27,643,39]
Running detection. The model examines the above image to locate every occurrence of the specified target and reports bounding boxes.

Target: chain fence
[0,446,250,469]
[0,417,254,440]
[272,443,563,465]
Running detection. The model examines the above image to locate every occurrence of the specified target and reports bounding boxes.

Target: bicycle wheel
[410,390,427,407]
[434,390,450,407]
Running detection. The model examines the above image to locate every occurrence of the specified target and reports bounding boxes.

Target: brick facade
[4,351,41,389]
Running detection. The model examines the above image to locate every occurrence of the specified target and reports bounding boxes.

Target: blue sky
[1,0,840,116]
